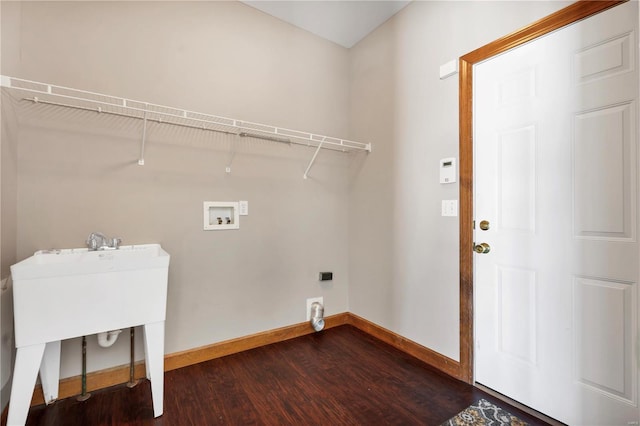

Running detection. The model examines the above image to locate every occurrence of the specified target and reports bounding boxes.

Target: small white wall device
[439,157,457,184]
[439,59,459,80]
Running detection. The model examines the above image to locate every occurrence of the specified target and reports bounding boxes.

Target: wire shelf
[1,75,371,177]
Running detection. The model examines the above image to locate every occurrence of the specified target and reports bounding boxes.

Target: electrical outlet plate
[306,297,323,321]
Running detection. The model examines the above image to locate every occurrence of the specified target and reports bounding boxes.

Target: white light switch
[239,200,249,216]
[442,200,458,217]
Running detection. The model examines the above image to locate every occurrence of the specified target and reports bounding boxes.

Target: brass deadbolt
[479,220,490,231]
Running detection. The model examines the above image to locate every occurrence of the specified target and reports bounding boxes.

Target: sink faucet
[86,232,122,251]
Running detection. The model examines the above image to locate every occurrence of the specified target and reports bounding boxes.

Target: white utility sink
[7,244,170,426]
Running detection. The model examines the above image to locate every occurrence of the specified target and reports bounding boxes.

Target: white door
[474,2,639,425]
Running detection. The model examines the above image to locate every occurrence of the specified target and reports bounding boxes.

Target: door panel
[498,125,537,232]
[574,31,634,85]
[496,266,537,365]
[474,2,639,424]
[573,277,634,402]
[574,103,633,238]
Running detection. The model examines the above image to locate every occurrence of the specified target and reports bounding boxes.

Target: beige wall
[1,1,20,409]
[2,1,353,379]
[1,0,576,389]
[1,97,18,280]
[348,1,570,360]
[0,88,18,416]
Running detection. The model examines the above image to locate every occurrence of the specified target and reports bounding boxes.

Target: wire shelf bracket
[139,108,149,166]
[1,76,371,176]
[303,137,326,180]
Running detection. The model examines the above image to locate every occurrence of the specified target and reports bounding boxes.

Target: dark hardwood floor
[6,325,550,425]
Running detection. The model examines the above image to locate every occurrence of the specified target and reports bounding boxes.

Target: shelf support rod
[138,108,148,166]
[303,137,325,180]
[226,134,238,173]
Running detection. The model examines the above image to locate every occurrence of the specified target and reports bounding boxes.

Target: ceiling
[239,1,411,48]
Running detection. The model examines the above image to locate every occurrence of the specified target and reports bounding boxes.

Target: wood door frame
[457,0,626,384]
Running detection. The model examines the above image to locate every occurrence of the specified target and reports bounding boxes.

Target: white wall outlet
[306,297,323,321]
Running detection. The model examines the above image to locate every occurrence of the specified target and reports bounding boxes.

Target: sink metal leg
[40,341,61,404]
[76,336,91,401]
[7,343,46,426]
[143,321,164,418]
[126,327,138,388]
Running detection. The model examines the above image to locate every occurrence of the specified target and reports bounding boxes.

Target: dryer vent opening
[310,302,324,332]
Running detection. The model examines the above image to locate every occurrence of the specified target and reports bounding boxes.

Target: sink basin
[8,243,170,425]
[10,243,170,347]
[12,244,169,279]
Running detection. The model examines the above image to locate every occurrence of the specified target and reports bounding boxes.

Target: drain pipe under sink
[97,330,122,348]
[94,328,138,387]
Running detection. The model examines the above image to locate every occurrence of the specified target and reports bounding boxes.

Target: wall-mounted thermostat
[439,157,457,184]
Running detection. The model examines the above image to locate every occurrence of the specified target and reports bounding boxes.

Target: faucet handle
[87,237,98,250]
[111,238,122,249]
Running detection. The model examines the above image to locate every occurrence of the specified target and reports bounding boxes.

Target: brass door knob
[474,242,491,254]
